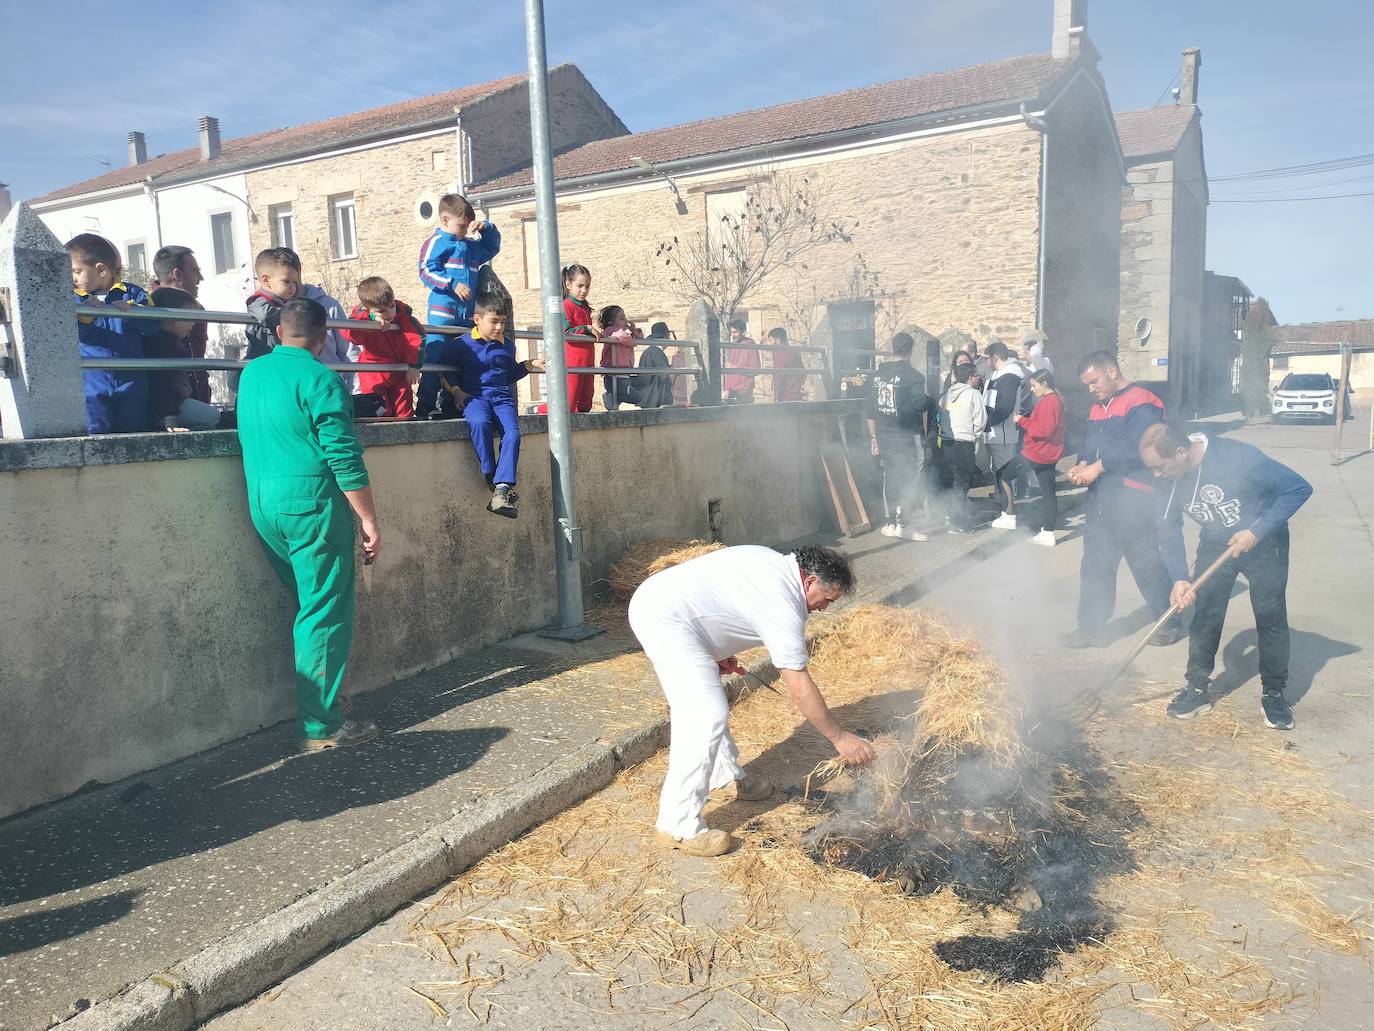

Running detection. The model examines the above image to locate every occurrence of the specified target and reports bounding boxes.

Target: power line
[1212,190,1374,203]
[1211,171,1374,196]
[1210,153,1374,183]
[1149,72,1182,109]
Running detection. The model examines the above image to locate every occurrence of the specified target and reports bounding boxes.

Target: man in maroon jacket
[151,246,211,404]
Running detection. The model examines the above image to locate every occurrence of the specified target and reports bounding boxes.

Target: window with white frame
[522,219,541,289]
[269,203,294,250]
[125,241,147,274]
[209,211,236,274]
[329,193,357,259]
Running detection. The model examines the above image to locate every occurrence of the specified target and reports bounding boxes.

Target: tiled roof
[474,53,1073,193]
[1272,319,1374,354]
[1114,105,1197,160]
[32,72,531,204]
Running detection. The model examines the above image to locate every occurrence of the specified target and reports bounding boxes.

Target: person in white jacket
[940,362,986,533]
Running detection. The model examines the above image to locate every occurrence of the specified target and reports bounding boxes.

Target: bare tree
[650,168,858,328]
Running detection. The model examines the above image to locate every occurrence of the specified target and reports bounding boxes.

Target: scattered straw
[608,539,724,600]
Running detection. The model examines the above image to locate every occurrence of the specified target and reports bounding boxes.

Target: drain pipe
[1021,103,1050,333]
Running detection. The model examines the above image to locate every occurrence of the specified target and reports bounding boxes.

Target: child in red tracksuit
[1015,368,1066,546]
[562,263,596,412]
[341,276,424,419]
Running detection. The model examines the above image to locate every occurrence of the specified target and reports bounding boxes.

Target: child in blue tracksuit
[67,233,157,434]
[417,193,501,354]
[417,293,543,518]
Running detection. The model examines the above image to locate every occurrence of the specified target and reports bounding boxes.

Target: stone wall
[1166,120,1207,413]
[0,402,852,818]
[1117,157,1174,384]
[478,122,1045,358]
[1042,71,1124,397]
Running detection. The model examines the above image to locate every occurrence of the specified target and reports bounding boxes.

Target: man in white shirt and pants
[629,545,877,857]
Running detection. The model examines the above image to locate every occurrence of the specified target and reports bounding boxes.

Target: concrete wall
[1166,120,1207,413]
[0,401,851,818]
[1041,70,1123,394]
[478,120,1045,356]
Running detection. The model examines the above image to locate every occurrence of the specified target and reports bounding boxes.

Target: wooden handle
[1109,546,1237,680]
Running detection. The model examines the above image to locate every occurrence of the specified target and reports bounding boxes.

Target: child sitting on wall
[595,304,642,411]
[146,287,223,430]
[417,293,544,518]
[340,276,424,419]
[67,232,156,434]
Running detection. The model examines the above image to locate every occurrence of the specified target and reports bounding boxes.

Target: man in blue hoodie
[416,293,542,517]
[1140,424,1313,729]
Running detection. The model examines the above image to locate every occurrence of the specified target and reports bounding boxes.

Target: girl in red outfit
[341,277,424,419]
[1015,368,1066,546]
[562,264,596,413]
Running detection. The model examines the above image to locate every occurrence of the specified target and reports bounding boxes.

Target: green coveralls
[236,346,370,739]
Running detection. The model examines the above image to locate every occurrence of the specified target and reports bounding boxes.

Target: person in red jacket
[562,264,596,413]
[1015,368,1065,547]
[340,277,424,419]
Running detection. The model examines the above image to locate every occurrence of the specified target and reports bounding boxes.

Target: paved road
[203,420,1374,1030]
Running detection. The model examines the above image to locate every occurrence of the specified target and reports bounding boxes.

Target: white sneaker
[1031,529,1056,547]
[896,526,929,542]
[990,512,1017,531]
[879,523,900,538]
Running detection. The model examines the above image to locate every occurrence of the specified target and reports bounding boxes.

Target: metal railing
[718,341,834,399]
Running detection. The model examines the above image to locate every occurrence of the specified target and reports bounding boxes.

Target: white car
[1271,373,1354,423]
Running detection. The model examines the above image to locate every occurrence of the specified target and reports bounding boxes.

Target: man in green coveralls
[237,297,382,750]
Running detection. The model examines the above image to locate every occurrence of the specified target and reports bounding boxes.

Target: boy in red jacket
[341,277,424,419]
[1015,368,1065,546]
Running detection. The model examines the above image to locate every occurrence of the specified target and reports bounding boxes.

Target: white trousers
[629,593,746,839]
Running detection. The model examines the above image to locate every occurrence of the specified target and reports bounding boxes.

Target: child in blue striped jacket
[417,193,501,358]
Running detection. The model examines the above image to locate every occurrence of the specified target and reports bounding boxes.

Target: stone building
[1114,49,1208,411]
[471,0,1125,408]
[1200,271,1251,408]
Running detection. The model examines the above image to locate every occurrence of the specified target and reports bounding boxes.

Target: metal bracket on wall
[560,518,585,562]
[0,288,15,378]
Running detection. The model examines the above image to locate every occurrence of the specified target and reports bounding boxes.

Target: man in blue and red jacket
[1059,351,1181,649]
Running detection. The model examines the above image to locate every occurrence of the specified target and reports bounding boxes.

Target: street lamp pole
[524,0,601,641]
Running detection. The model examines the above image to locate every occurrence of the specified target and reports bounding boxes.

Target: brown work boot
[654,829,734,857]
[299,719,380,753]
[713,771,774,801]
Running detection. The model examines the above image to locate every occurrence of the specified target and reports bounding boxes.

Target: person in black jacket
[867,333,932,542]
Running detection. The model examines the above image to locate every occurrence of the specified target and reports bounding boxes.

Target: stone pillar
[0,203,88,439]
[685,297,720,405]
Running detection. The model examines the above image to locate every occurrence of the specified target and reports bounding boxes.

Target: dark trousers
[945,440,977,529]
[877,431,924,527]
[603,374,636,410]
[1029,461,1058,532]
[1077,486,1174,633]
[1186,529,1290,694]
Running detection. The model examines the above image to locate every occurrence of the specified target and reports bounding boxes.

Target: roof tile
[474,53,1072,193]
[1114,105,1197,160]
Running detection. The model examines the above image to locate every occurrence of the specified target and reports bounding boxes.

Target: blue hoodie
[75,281,156,433]
[417,225,501,325]
[1156,435,1313,582]
[416,331,529,418]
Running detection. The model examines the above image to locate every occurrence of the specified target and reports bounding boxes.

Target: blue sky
[2,0,1370,322]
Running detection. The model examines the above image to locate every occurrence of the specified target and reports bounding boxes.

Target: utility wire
[1212,190,1374,203]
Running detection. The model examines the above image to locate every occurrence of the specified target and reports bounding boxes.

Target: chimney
[127,131,147,166]
[198,116,221,161]
[1180,48,1201,105]
[1051,0,1089,60]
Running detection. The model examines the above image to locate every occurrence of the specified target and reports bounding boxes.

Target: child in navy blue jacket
[417,194,500,351]
[417,294,543,518]
[1141,423,1313,730]
[67,233,157,434]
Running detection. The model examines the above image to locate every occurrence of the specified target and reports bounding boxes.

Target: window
[431,149,447,171]
[522,219,541,289]
[1272,356,1289,370]
[126,241,147,274]
[269,203,294,250]
[209,211,236,274]
[705,188,747,260]
[329,193,357,259]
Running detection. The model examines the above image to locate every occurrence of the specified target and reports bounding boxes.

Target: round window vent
[418,199,434,221]
[1135,317,1152,346]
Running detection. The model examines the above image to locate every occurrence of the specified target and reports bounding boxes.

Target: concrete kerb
[54,496,1083,1031]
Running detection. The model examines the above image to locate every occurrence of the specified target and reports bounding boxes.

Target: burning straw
[608,538,723,600]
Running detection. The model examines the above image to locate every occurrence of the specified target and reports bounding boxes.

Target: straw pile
[608,538,723,600]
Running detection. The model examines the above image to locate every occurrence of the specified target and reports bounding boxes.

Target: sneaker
[1030,530,1056,547]
[879,523,900,538]
[1167,685,1213,720]
[1148,622,1185,647]
[990,512,1017,531]
[654,828,734,857]
[487,484,518,519]
[948,524,969,535]
[1261,691,1294,730]
[713,772,774,802]
[602,391,620,412]
[483,473,494,491]
[299,719,380,752]
[896,526,930,542]
[1058,628,1109,650]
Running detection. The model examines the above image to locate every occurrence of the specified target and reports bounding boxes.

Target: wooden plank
[820,417,872,536]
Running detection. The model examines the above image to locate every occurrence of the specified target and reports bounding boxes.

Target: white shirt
[633,546,811,670]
